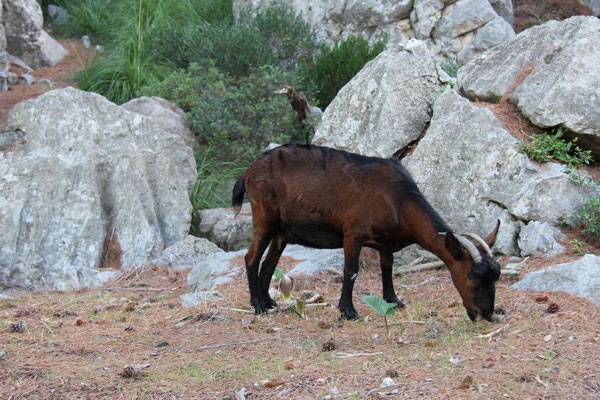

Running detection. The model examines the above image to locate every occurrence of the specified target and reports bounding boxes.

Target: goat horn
[454,234,482,263]
[462,233,493,257]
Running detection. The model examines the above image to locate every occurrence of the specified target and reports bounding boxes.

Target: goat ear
[485,219,501,248]
[444,232,464,261]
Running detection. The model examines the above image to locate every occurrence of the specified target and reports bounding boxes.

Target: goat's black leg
[338,239,362,320]
[245,232,272,315]
[258,239,287,309]
[380,248,404,308]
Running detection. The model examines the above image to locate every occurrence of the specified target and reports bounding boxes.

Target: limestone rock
[458,17,600,154]
[511,254,600,308]
[151,235,223,270]
[2,0,68,69]
[313,42,441,158]
[0,88,196,290]
[518,221,566,257]
[403,90,592,255]
[196,203,253,251]
[488,0,513,25]
[122,96,199,149]
[580,0,600,16]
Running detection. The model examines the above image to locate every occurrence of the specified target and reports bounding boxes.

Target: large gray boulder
[0,87,196,290]
[580,0,600,16]
[196,203,253,251]
[313,42,442,158]
[122,96,199,149]
[459,17,600,154]
[234,0,514,63]
[2,0,67,69]
[511,254,600,309]
[403,90,593,255]
[151,235,223,270]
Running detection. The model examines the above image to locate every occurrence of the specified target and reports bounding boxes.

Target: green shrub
[145,4,315,76]
[441,58,460,78]
[298,35,387,109]
[518,127,592,169]
[142,62,312,164]
[578,196,600,239]
[189,150,246,235]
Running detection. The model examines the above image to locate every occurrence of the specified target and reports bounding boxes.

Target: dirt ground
[2,2,600,400]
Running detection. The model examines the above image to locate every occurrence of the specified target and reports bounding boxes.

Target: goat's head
[443,221,501,322]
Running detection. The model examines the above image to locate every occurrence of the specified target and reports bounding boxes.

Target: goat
[232,144,501,321]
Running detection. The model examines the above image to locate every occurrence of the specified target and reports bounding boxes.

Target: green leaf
[361,295,397,317]
[273,267,285,282]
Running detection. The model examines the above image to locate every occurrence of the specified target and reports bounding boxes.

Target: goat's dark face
[444,222,501,322]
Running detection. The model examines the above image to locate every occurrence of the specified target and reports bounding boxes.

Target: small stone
[380,377,395,388]
[450,355,461,365]
[38,79,54,87]
[9,320,26,333]
[18,74,35,85]
[544,334,552,342]
[82,35,91,49]
[92,306,102,314]
[0,348,7,360]
[372,334,379,339]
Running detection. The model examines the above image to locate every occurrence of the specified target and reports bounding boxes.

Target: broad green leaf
[273,267,285,282]
[361,295,397,317]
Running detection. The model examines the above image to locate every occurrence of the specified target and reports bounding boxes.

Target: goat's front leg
[338,239,362,320]
[380,248,404,308]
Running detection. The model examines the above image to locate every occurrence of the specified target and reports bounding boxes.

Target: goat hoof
[266,297,278,309]
[386,297,405,309]
[339,305,358,320]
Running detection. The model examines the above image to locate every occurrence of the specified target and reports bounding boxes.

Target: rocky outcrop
[512,254,600,308]
[122,96,199,149]
[0,88,196,290]
[151,235,223,270]
[234,0,514,63]
[403,90,593,255]
[2,0,68,69]
[313,42,441,158]
[196,203,253,251]
[458,17,600,156]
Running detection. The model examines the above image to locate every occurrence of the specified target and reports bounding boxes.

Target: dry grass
[2,254,600,400]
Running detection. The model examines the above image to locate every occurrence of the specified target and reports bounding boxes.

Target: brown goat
[232,144,501,321]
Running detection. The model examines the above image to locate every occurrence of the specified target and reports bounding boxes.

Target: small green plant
[518,127,592,169]
[571,238,587,256]
[577,196,600,239]
[298,35,387,109]
[440,58,460,78]
[272,267,286,283]
[361,295,397,337]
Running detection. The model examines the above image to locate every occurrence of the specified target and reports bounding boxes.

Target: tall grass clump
[142,61,312,165]
[298,35,387,109]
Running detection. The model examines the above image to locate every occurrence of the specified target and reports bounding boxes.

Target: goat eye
[469,279,480,288]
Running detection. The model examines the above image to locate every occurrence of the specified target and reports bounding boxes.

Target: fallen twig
[332,352,383,358]
[388,320,427,326]
[394,261,444,275]
[198,337,277,350]
[535,375,548,388]
[476,323,509,339]
[103,286,171,292]
[365,383,408,397]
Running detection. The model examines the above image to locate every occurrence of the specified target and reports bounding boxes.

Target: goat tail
[232,176,246,212]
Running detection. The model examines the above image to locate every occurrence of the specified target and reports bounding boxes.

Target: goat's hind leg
[245,232,272,314]
[338,239,362,320]
[380,248,404,308]
[259,238,287,309]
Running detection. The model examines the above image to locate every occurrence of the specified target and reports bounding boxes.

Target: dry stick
[198,336,277,350]
[476,323,509,339]
[103,286,171,292]
[224,303,329,314]
[365,383,409,397]
[332,352,383,358]
[395,261,519,276]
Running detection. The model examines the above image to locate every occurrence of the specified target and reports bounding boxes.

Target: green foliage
[145,4,316,77]
[518,127,592,169]
[189,150,246,236]
[298,35,387,109]
[361,295,397,337]
[441,58,460,78]
[142,62,312,164]
[577,196,600,239]
[273,267,286,283]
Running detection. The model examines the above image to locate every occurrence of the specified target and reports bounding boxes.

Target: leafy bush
[578,196,600,239]
[189,150,246,236]
[145,4,316,76]
[142,62,312,164]
[298,35,387,109]
[518,127,592,169]
[441,58,460,78]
